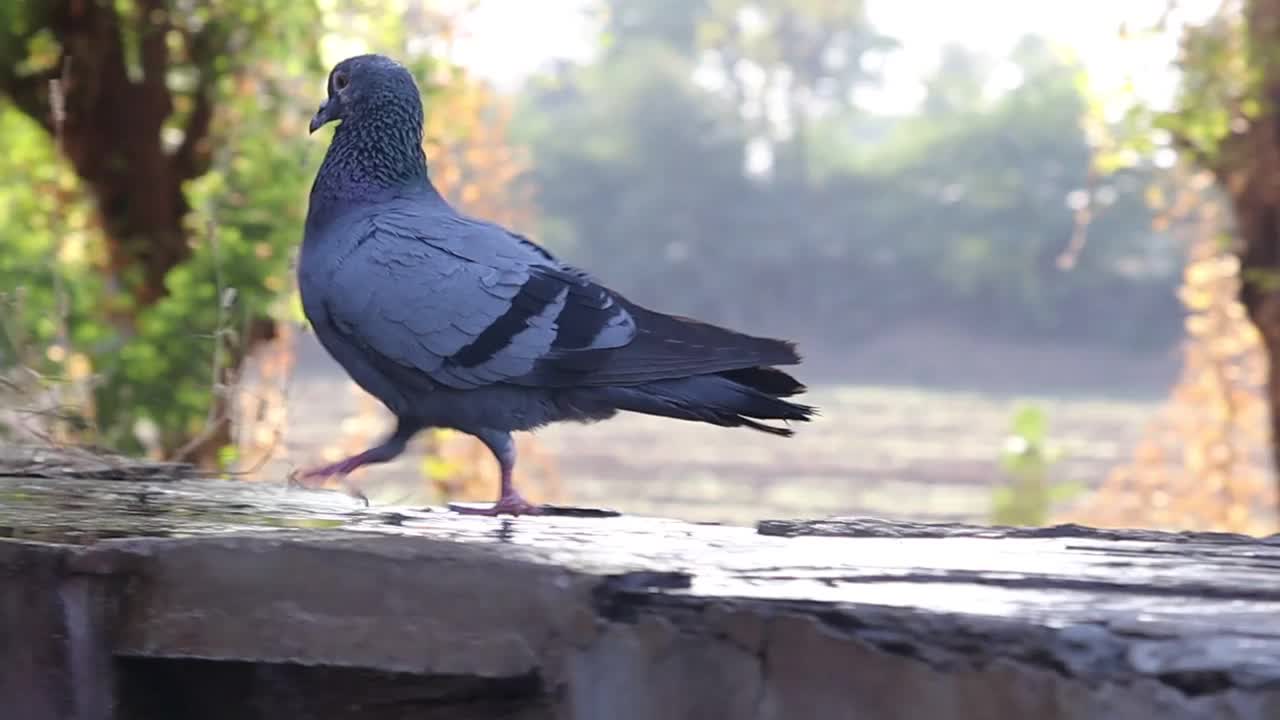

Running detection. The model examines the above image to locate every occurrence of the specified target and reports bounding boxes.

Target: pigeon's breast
[296,246,334,338]
[296,219,422,415]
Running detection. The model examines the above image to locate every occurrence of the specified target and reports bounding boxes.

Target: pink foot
[448,492,543,517]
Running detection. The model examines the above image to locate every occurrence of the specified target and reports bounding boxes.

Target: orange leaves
[1068,180,1276,534]
[422,74,533,230]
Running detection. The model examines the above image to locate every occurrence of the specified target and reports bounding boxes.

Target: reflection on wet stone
[2,473,1280,719]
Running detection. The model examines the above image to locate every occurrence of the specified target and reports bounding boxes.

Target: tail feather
[716,366,807,398]
[601,367,816,436]
[549,299,803,387]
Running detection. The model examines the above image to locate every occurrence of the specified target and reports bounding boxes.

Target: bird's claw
[448,493,543,517]
[288,465,369,506]
[286,467,322,490]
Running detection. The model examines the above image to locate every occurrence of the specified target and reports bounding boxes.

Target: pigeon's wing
[325,204,800,392]
[322,208,638,391]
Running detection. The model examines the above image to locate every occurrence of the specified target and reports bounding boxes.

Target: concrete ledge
[2,474,1280,719]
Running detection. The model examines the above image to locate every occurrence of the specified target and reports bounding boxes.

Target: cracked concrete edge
[72,533,597,681]
[19,534,1280,691]
[586,576,1280,713]
[569,603,1280,720]
[5,533,613,685]
[756,517,1280,544]
[9,533,1280,720]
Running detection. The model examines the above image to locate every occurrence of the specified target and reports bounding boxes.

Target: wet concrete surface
[3,473,1280,719]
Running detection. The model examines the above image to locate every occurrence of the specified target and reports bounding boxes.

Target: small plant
[992,403,1081,526]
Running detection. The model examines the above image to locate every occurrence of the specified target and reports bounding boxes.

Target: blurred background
[0,0,1275,533]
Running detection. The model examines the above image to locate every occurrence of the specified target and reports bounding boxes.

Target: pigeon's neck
[309,112,438,207]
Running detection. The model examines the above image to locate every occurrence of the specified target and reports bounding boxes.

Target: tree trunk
[45,0,208,305]
[2,0,212,308]
[1226,0,1280,498]
[1234,188,1280,477]
[0,0,248,466]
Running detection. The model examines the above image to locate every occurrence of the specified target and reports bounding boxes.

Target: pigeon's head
[310,54,423,134]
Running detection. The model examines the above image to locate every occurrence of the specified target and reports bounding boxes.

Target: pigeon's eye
[333,72,350,91]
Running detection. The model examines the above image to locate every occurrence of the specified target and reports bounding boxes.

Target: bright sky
[444,0,1224,114]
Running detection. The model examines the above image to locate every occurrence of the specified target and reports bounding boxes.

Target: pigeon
[294,54,815,515]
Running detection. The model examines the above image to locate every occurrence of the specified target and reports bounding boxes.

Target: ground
[264,331,1164,526]
[538,384,1155,524]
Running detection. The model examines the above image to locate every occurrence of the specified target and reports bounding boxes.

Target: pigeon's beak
[309,98,337,134]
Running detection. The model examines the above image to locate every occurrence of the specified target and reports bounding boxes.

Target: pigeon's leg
[448,430,543,516]
[290,419,420,504]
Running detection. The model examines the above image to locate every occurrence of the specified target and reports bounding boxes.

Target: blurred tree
[0,0,321,461]
[521,0,896,337]
[519,42,762,322]
[697,0,894,181]
[920,45,991,118]
[876,37,1174,343]
[0,0,311,307]
[1156,0,1280,480]
[604,0,709,56]
[1070,198,1275,533]
[519,8,1175,351]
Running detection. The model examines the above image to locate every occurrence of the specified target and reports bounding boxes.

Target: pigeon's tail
[599,367,816,436]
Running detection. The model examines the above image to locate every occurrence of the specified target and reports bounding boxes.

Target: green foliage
[1155,10,1253,171]
[518,3,1179,349]
[992,404,1081,526]
[1086,7,1256,179]
[0,108,102,377]
[0,0,323,456]
[95,80,322,453]
[877,38,1170,339]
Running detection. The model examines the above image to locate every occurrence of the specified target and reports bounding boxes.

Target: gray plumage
[295,54,815,514]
